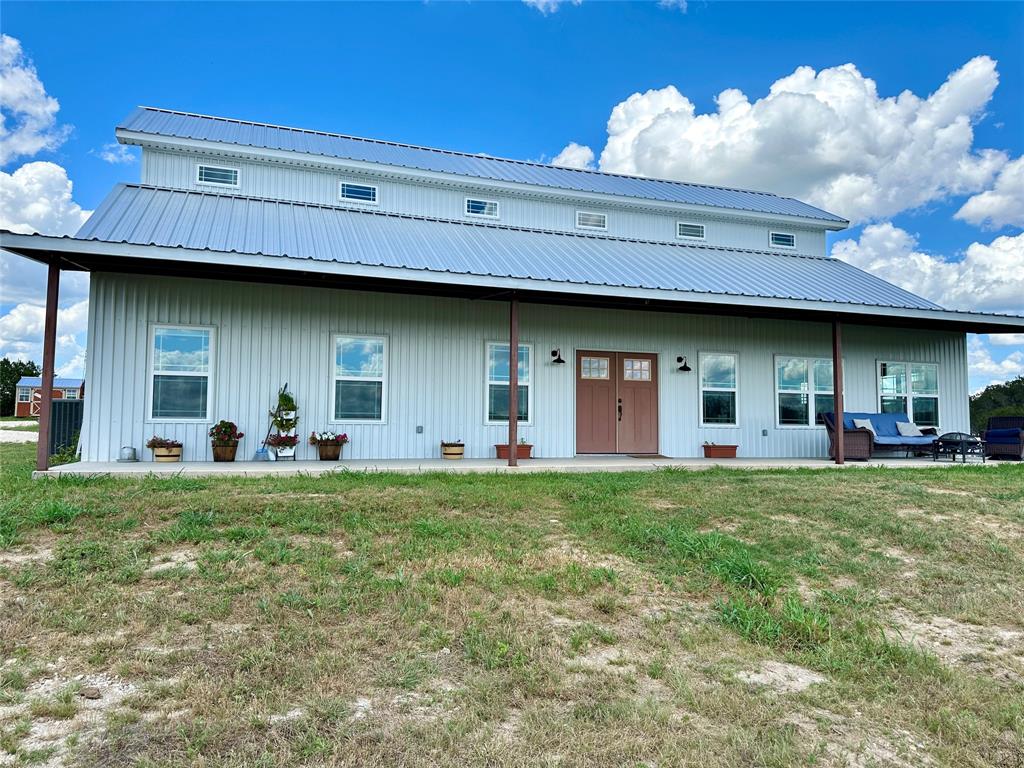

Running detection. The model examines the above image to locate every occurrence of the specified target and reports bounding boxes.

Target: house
[14,377,84,419]
[2,107,1022,470]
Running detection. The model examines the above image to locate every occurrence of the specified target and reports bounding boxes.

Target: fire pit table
[932,432,986,463]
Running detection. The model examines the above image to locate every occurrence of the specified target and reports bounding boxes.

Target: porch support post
[508,297,519,467]
[832,319,844,465]
[36,259,61,472]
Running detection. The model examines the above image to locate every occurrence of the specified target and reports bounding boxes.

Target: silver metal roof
[17,377,84,388]
[118,107,848,225]
[75,184,933,311]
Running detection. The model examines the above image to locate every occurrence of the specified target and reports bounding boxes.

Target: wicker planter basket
[318,443,343,461]
[702,444,737,459]
[153,446,182,463]
[212,443,238,462]
[495,443,532,460]
[441,444,465,460]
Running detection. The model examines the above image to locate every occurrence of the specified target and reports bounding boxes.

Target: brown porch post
[507,298,519,467]
[36,259,61,472]
[832,319,844,465]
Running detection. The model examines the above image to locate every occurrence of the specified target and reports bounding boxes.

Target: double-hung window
[486,342,531,423]
[17,387,30,403]
[700,353,737,426]
[150,325,213,420]
[878,361,939,426]
[334,335,387,421]
[775,356,834,426]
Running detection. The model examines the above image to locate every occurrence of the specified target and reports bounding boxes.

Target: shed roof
[117,107,848,225]
[17,377,84,389]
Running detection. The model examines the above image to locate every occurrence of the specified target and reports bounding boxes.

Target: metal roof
[74,184,934,312]
[18,377,84,388]
[118,107,848,225]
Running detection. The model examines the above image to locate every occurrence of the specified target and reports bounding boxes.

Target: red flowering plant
[146,436,182,449]
[208,420,244,446]
[266,433,300,448]
[308,431,349,446]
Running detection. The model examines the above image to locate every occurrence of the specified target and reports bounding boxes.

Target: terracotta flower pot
[153,446,182,462]
[212,443,238,462]
[702,444,738,459]
[495,443,532,460]
[441,444,465,460]
[318,443,342,461]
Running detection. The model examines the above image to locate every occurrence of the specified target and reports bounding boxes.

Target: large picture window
[486,342,531,423]
[878,361,939,426]
[700,353,737,426]
[150,325,212,420]
[334,335,387,421]
[775,356,834,426]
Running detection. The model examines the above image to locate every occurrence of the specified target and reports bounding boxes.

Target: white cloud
[522,0,580,13]
[0,160,92,235]
[551,142,595,169]
[831,224,1024,315]
[0,34,70,165]
[658,0,688,10]
[988,333,1024,346]
[567,56,1008,224]
[955,156,1024,230]
[92,142,136,165]
[967,335,1024,391]
[0,299,89,367]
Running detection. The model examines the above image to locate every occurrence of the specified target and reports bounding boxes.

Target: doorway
[575,351,659,454]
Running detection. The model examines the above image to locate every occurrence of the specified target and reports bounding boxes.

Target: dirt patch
[569,646,634,674]
[735,661,826,693]
[144,549,198,576]
[0,545,53,568]
[786,708,935,767]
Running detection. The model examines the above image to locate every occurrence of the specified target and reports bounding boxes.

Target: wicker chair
[983,416,1024,460]
[822,412,873,461]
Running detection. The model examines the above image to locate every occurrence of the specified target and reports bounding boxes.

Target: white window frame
[769,231,796,249]
[338,181,379,206]
[876,361,940,427]
[484,341,534,426]
[17,387,31,403]
[330,333,389,424]
[699,352,739,428]
[575,211,608,231]
[677,222,706,241]
[464,197,500,220]
[773,355,837,429]
[147,323,215,423]
[195,164,240,188]
[63,389,80,400]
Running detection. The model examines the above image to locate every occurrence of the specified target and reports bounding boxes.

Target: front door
[576,351,659,454]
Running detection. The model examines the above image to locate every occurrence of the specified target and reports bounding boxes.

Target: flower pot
[274,446,296,461]
[153,446,182,463]
[495,443,532,460]
[702,444,738,459]
[441,444,465,460]
[318,443,342,461]
[212,443,238,462]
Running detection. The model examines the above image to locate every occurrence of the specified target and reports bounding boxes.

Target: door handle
[617,399,622,421]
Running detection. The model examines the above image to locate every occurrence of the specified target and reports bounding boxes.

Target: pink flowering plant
[309,431,349,446]
[146,435,182,449]
[209,420,244,446]
[266,433,300,448]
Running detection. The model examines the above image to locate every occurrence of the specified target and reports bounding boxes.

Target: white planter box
[274,446,296,460]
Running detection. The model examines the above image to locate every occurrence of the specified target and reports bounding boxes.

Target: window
[63,389,80,400]
[486,342,531,423]
[17,387,30,402]
[465,198,499,218]
[334,335,387,421]
[575,211,607,231]
[775,356,834,426]
[150,325,212,420]
[339,181,378,204]
[581,356,609,380]
[677,222,705,240]
[878,361,939,426]
[196,164,239,187]
[769,231,796,248]
[700,353,737,426]
[623,358,651,381]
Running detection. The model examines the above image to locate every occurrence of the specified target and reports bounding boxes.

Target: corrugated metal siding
[81,273,969,462]
[77,185,937,312]
[120,107,847,224]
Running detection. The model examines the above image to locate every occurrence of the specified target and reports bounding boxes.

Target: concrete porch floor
[34,454,993,478]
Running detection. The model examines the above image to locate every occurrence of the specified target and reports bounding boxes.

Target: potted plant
[441,440,464,460]
[209,420,244,462]
[702,441,738,459]
[267,432,299,460]
[310,430,349,461]
[146,435,183,462]
[494,437,533,460]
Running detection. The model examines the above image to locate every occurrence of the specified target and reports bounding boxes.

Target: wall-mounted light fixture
[551,348,566,364]
[676,355,692,372]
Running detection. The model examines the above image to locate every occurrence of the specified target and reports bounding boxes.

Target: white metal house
[3,107,1023,469]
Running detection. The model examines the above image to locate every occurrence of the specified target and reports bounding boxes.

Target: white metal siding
[81,273,969,462]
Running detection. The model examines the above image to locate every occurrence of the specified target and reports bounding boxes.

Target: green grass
[1,440,1022,767]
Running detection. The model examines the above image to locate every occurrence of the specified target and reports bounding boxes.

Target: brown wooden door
[576,351,659,454]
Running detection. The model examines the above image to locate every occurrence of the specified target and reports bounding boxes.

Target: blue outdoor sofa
[983,416,1024,460]
[823,411,938,460]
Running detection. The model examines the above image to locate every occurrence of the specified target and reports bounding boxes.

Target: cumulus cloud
[522,0,580,13]
[955,156,1024,230]
[91,142,136,165]
[968,335,1024,391]
[658,0,688,10]
[0,34,70,165]
[831,224,1024,315]
[0,299,89,362]
[988,333,1024,346]
[0,161,92,235]
[551,142,595,169]
[565,56,1009,223]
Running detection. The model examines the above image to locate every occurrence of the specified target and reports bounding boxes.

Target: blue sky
[1,1,1022,392]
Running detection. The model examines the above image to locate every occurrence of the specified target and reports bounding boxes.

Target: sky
[1,1,1022,394]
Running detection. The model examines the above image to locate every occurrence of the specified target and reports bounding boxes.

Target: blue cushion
[986,428,1022,441]
[987,434,1021,445]
[841,411,910,437]
[873,435,936,446]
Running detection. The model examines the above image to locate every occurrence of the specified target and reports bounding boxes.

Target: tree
[0,359,42,417]
[969,376,1024,433]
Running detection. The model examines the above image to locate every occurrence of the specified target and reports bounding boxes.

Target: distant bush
[970,376,1023,433]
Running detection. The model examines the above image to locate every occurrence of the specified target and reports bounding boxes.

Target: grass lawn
[1,441,1022,767]
[0,418,38,432]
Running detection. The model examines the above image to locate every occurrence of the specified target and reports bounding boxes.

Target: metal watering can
[118,446,138,462]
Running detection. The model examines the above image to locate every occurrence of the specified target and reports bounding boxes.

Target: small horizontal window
[339,182,378,204]
[196,165,239,187]
[576,211,607,230]
[770,231,796,248]
[677,222,705,240]
[465,198,499,218]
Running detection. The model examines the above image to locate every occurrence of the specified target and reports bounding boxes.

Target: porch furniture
[932,432,986,463]
[982,416,1024,460]
[823,412,938,461]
